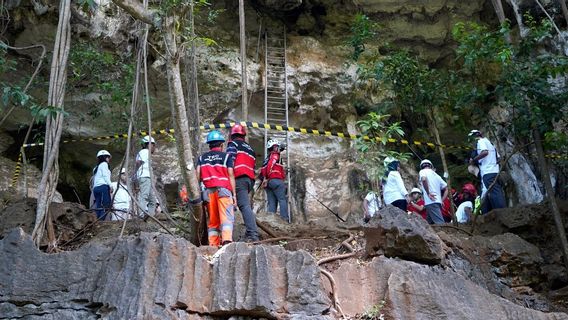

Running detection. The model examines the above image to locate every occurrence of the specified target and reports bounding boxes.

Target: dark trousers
[266,179,289,221]
[482,173,506,214]
[391,199,408,212]
[93,184,111,220]
[236,176,259,240]
[425,203,444,224]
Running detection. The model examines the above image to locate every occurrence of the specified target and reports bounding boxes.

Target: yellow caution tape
[10,151,22,188]
[12,121,567,186]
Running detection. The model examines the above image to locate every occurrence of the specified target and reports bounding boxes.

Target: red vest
[228,140,256,179]
[261,151,285,180]
[198,148,232,190]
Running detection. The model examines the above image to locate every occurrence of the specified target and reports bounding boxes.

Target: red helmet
[462,183,477,196]
[231,124,246,136]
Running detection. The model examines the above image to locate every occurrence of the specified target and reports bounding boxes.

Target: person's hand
[363,215,370,223]
[233,197,238,208]
[469,158,474,165]
[428,193,437,201]
[261,180,268,188]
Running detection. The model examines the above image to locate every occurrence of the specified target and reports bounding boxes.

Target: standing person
[197,130,237,247]
[260,139,289,222]
[226,124,259,242]
[407,188,427,220]
[92,150,113,220]
[111,168,131,221]
[418,159,448,225]
[136,135,156,216]
[468,129,506,213]
[382,157,410,212]
[363,190,381,223]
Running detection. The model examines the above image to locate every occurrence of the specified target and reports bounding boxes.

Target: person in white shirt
[382,157,410,212]
[418,159,448,224]
[468,130,506,213]
[136,135,157,216]
[363,191,382,223]
[456,200,473,223]
[111,168,131,221]
[92,150,113,220]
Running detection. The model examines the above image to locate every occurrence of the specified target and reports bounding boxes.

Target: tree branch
[111,0,157,26]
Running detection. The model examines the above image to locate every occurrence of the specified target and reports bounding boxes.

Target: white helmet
[468,129,482,137]
[383,156,398,168]
[410,187,422,194]
[142,135,156,144]
[97,150,111,158]
[266,139,280,149]
[420,159,433,169]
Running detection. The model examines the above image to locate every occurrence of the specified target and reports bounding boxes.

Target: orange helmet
[230,124,246,136]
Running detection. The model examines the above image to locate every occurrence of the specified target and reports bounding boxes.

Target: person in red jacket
[407,187,427,220]
[196,130,236,247]
[226,124,259,242]
[260,139,289,222]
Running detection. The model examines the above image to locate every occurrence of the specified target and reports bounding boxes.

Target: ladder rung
[267,107,285,111]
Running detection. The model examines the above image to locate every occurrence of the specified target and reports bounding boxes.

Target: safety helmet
[462,183,477,196]
[142,135,156,144]
[206,130,225,143]
[96,150,111,158]
[383,156,398,168]
[410,187,422,195]
[230,124,247,136]
[468,129,482,137]
[266,139,280,150]
[420,159,433,169]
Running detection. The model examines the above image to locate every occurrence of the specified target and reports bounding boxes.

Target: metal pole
[239,0,248,121]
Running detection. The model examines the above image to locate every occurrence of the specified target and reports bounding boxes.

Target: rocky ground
[2,195,568,319]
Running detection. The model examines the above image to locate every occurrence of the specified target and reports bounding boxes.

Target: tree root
[320,268,346,319]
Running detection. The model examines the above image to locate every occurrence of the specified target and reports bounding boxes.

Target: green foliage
[453,19,568,143]
[69,41,135,131]
[359,300,385,320]
[348,13,378,60]
[355,112,410,184]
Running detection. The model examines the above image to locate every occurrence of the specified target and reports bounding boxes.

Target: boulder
[0,229,331,319]
[363,206,444,265]
[329,256,568,319]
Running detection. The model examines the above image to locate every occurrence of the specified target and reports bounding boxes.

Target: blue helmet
[206,130,225,144]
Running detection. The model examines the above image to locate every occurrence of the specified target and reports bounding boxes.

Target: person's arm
[136,150,144,169]
[226,141,237,163]
[464,206,472,221]
[102,163,112,189]
[363,199,369,216]
[394,172,410,202]
[441,187,449,201]
[421,175,436,201]
[471,139,489,163]
[228,167,237,206]
[266,152,278,176]
[410,200,424,211]
[196,164,201,182]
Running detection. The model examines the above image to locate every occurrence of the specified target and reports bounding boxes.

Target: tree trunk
[426,111,456,223]
[239,0,248,121]
[164,17,203,243]
[186,0,201,159]
[533,128,568,270]
[32,0,71,248]
[559,0,568,27]
[490,0,511,43]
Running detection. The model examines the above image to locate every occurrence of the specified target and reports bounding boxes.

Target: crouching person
[197,130,237,247]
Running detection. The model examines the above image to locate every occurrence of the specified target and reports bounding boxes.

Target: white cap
[96,150,111,158]
[410,187,421,194]
[420,159,433,169]
[468,129,481,137]
[142,135,156,144]
[120,167,126,174]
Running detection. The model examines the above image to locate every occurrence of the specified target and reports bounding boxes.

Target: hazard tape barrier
[11,151,22,188]
[10,121,567,188]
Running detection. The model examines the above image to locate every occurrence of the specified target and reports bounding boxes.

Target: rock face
[330,256,568,319]
[363,206,445,264]
[0,229,330,319]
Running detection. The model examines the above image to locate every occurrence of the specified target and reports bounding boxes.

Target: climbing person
[197,130,236,247]
[468,129,506,213]
[136,135,157,217]
[92,150,113,220]
[407,187,426,220]
[382,157,410,212]
[226,124,259,242]
[259,139,289,222]
[363,189,381,223]
[110,168,131,221]
[418,159,448,225]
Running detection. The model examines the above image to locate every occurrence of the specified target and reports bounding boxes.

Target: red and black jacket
[198,148,234,190]
[226,139,256,180]
[261,151,285,180]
